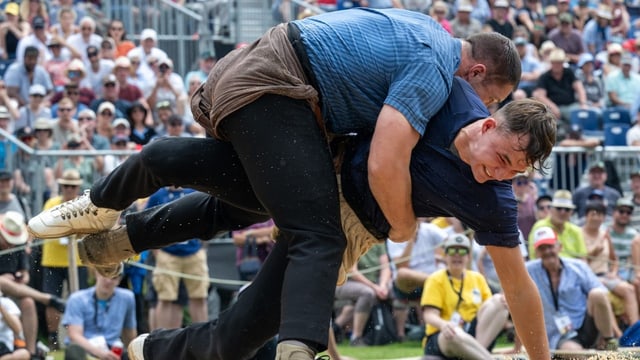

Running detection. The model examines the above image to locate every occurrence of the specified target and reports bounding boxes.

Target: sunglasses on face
[110,26,123,31]
[81,26,92,31]
[537,204,551,211]
[514,178,529,186]
[617,209,633,215]
[104,83,116,88]
[66,90,79,95]
[100,111,113,116]
[62,184,79,189]
[88,52,98,57]
[78,117,94,121]
[30,94,44,98]
[554,207,572,212]
[445,247,469,256]
[59,107,73,112]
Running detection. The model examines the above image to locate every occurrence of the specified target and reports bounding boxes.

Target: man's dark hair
[24,46,39,57]
[495,99,557,174]
[467,32,522,92]
[585,200,607,214]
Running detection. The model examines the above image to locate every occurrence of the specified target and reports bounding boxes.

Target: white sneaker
[127,333,148,360]
[28,190,121,239]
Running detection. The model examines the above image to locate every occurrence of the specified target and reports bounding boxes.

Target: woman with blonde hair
[50,7,79,40]
[429,1,452,34]
[19,0,48,29]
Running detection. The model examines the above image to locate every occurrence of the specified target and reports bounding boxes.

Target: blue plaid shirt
[294,8,461,136]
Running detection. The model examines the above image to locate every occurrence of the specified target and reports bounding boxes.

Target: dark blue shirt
[342,77,520,248]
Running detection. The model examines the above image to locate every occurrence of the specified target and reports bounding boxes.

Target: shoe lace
[57,191,98,220]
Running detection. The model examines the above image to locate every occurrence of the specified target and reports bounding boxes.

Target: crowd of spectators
[3,0,640,359]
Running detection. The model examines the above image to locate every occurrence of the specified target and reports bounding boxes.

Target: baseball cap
[559,12,573,23]
[32,16,45,29]
[589,161,606,172]
[588,188,605,199]
[533,227,557,249]
[156,100,171,110]
[0,211,27,246]
[97,101,115,115]
[442,233,471,250]
[158,58,173,69]
[458,2,473,12]
[608,43,623,55]
[102,74,117,85]
[114,56,131,68]
[493,0,509,7]
[577,53,594,68]
[4,3,18,16]
[112,118,130,129]
[616,197,635,210]
[29,84,46,96]
[34,118,53,130]
[200,50,215,59]
[550,189,576,209]
[0,170,12,180]
[631,170,640,179]
[15,126,33,140]
[622,53,634,65]
[140,28,157,42]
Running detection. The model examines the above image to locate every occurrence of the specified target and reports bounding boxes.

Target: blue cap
[577,53,594,68]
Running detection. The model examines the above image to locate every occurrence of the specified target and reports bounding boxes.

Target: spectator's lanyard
[447,270,465,311]
[93,292,110,333]
[544,267,560,311]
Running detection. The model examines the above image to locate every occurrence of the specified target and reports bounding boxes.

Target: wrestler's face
[468,118,529,183]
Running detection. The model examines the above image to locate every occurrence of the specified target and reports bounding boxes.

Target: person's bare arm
[532,88,561,119]
[369,105,420,243]
[67,324,120,360]
[487,245,550,360]
[121,327,137,346]
[0,301,22,335]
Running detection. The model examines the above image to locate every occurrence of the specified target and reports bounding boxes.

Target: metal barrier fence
[544,146,640,196]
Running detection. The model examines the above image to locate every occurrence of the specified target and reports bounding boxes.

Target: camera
[67,141,80,149]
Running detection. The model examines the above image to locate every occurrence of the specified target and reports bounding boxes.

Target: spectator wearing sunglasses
[535,194,553,220]
[66,16,102,64]
[127,29,167,87]
[16,84,50,131]
[529,189,587,260]
[83,45,115,99]
[43,37,80,92]
[421,233,510,359]
[51,97,79,146]
[90,74,131,120]
[573,162,622,219]
[527,226,619,352]
[609,198,640,282]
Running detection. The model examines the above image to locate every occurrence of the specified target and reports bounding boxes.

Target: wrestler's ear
[467,64,487,80]
[480,117,497,133]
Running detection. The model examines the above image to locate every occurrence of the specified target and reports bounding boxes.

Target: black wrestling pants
[89,94,346,359]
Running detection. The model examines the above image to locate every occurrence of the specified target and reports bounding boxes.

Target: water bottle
[111,339,124,358]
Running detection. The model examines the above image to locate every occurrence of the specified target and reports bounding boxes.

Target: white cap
[140,28,157,42]
[29,84,46,96]
[442,233,471,250]
[112,118,130,129]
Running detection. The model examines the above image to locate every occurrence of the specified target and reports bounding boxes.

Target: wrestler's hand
[388,221,418,243]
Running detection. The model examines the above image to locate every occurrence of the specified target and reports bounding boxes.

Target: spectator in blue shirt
[527,226,618,351]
